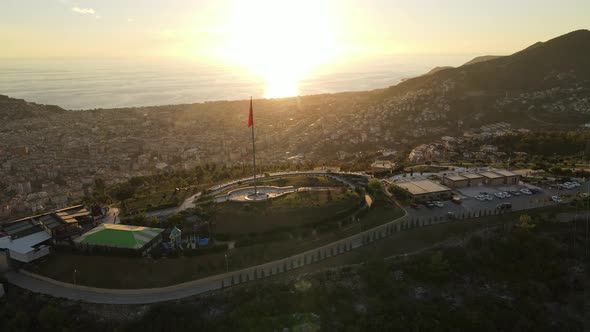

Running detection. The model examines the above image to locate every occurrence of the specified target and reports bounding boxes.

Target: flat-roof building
[479,171,506,186]
[371,160,396,172]
[0,229,51,263]
[462,173,485,186]
[492,169,520,185]
[396,180,452,202]
[442,174,468,188]
[477,170,521,186]
[0,205,94,263]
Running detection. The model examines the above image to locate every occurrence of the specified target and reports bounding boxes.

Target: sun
[220,0,337,98]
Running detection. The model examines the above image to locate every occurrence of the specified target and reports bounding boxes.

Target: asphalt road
[5,207,405,305]
[6,177,586,305]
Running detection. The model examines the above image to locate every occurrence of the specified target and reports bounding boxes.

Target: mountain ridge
[1,30,589,134]
[0,94,65,120]
[387,29,590,96]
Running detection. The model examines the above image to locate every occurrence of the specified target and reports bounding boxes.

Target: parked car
[484,194,493,201]
[475,195,485,201]
[562,182,575,190]
[551,195,562,203]
[433,201,444,208]
[494,192,505,198]
[451,196,461,204]
[425,201,435,208]
[509,190,521,196]
[502,192,512,198]
[496,202,512,210]
[520,188,532,195]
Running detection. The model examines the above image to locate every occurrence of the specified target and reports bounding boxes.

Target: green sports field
[74,224,164,249]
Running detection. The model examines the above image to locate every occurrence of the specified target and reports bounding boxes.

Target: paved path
[5,269,222,305]
[9,173,584,304]
[9,193,573,305]
[4,170,372,305]
[7,206,406,305]
[144,171,364,219]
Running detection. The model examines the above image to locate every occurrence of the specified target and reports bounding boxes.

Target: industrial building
[462,173,485,186]
[74,224,164,255]
[396,180,452,202]
[492,169,520,185]
[443,169,520,188]
[0,205,93,263]
[479,171,508,186]
[442,174,468,188]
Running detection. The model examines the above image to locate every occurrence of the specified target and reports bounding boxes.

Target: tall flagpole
[250,97,257,196]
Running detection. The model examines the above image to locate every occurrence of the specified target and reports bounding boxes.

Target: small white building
[371,160,396,172]
[0,231,52,263]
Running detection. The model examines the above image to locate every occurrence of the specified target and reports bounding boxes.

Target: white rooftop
[0,231,51,255]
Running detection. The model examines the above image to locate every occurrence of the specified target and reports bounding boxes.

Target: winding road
[7,209,411,304]
[7,170,379,304]
[7,171,585,304]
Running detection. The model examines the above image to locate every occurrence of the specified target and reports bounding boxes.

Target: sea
[0,55,472,110]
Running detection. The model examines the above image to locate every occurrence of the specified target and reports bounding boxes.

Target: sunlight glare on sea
[0,55,471,109]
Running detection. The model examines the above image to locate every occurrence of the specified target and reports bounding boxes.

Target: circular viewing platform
[217,186,298,202]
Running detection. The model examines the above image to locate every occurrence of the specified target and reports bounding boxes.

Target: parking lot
[406,180,589,221]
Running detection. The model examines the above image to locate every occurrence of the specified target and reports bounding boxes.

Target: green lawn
[123,189,194,215]
[219,175,345,195]
[358,200,405,229]
[214,189,360,235]
[26,193,409,289]
[257,175,345,188]
[76,225,163,249]
[25,208,493,289]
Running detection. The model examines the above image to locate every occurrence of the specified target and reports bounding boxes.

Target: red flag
[248,97,253,128]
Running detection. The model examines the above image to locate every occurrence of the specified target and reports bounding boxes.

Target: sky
[2,0,589,61]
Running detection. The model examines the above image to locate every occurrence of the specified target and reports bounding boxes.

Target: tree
[425,251,451,282]
[147,216,160,227]
[93,177,106,193]
[112,184,135,202]
[515,214,535,232]
[4,311,31,332]
[367,178,382,196]
[389,184,410,202]
[37,305,68,331]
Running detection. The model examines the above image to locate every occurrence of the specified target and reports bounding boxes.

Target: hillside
[0,95,65,121]
[377,29,590,129]
[424,66,454,76]
[1,30,589,174]
[462,55,504,66]
[417,56,502,80]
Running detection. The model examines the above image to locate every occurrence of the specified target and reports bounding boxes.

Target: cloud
[71,6,95,15]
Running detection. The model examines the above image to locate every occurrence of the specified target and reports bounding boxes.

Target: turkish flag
[248,97,253,128]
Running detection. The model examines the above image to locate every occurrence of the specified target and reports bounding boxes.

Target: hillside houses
[407,123,530,163]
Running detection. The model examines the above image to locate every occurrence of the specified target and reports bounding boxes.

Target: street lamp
[73,269,77,285]
[224,253,229,273]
